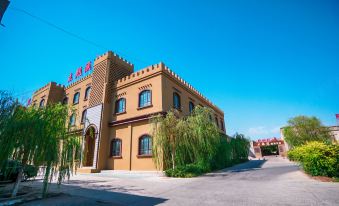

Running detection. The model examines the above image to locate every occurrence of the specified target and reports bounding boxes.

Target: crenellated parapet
[65,74,92,90]
[161,64,224,115]
[33,82,64,96]
[115,63,163,87]
[115,62,224,114]
[94,51,134,72]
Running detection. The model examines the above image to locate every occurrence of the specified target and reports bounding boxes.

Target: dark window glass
[215,117,219,128]
[73,92,80,104]
[81,109,87,124]
[62,97,68,105]
[39,99,45,108]
[84,87,91,100]
[70,114,76,126]
[189,101,194,113]
[139,90,151,108]
[220,119,224,131]
[115,98,126,113]
[139,135,152,155]
[173,92,181,109]
[111,139,122,156]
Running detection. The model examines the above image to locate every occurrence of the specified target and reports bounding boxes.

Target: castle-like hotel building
[31,51,225,172]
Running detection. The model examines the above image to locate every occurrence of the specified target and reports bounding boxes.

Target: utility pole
[0,0,10,27]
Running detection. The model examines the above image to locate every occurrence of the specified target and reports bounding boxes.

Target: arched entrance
[83,126,96,167]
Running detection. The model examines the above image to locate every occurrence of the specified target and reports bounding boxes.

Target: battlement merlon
[33,82,65,96]
[115,62,224,115]
[94,51,134,73]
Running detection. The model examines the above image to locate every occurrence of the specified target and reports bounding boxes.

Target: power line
[8,6,151,65]
[9,6,108,50]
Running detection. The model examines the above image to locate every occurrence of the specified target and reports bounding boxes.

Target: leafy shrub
[0,160,38,181]
[23,164,38,180]
[165,163,208,178]
[288,142,339,177]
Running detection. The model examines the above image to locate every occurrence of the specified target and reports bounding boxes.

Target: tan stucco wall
[31,82,64,108]
[31,51,225,171]
[113,74,163,122]
[64,75,93,127]
[162,73,225,133]
[106,120,157,171]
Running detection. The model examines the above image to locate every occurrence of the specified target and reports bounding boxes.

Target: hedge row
[288,142,339,178]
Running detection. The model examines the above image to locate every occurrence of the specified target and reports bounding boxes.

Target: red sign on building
[68,73,73,83]
[27,98,31,106]
[75,67,83,78]
[67,61,92,84]
[85,61,92,72]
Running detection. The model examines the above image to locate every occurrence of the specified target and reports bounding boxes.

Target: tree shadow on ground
[18,179,168,206]
[204,160,267,177]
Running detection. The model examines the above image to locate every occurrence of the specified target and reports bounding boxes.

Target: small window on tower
[189,101,194,113]
[69,113,76,126]
[84,87,91,100]
[173,92,181,110]
[39,99,45,108]
[73,92,80,105]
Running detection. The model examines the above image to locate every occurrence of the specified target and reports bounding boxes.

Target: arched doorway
[83,126,96,167]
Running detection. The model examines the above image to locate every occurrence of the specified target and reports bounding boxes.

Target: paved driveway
[22,156,339,206]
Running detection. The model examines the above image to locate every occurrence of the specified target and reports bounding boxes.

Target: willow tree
[182,106,220,166]
[152,106,221,170]
[0,91,19,168]
[0,93,80,197]
[151,110,180,170]
[231,133,250,162]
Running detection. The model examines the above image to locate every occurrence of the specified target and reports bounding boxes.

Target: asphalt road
[22,156,339,206]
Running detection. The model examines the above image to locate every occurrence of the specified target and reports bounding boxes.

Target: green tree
[182,106,220,167]
[152,106,220,170]
[151,110,180,170]
[283,116,333,148]
[0,91,19,167]
[0,91,80,197]
[232,133,250,162]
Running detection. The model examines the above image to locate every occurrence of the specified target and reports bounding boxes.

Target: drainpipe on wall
[129,123,133,171]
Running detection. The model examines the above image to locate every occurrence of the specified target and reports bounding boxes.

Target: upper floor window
[69,113,76,126]
[189,101,194,113]
[111,139,122,157]
[115,98,126,113]
[215,117,219,128]
[139,135,152,156]
[81,109,87,124]
[62,97,68,105]
[73,92,80,105]
[220,119,224,131]
[84,87,91,100]
[173,92,181,110]
[39,99,45,108]
[139,90,151,108]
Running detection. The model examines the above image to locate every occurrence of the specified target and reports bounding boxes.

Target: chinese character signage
[67,61,92,84]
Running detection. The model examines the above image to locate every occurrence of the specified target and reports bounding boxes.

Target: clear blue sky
[1,0,338,139]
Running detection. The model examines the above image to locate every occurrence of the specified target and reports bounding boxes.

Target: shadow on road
[20,180,168,206]
[204,160,266,177]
